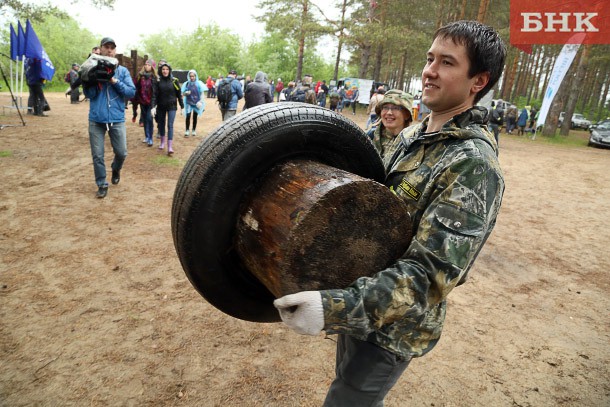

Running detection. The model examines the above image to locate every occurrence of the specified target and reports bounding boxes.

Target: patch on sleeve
[398,179,422,201]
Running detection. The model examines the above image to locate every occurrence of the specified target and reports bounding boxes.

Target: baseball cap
[100,37,116,47]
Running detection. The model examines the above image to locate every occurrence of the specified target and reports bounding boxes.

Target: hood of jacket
[187,69,199,83]
[254,71,267,83]
[158,62,173,79]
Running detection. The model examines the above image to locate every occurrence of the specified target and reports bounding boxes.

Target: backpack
[289,87,307,102]
[217,78,234,108]
[491,108,503,125]
[64,71,71,83]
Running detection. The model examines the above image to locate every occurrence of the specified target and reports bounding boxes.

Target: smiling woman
[367,89,415,159]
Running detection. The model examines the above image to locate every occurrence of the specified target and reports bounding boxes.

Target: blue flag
[24,20,55,81]
[10,24,17,61]
[17,21,26,61]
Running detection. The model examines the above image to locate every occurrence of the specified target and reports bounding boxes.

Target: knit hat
[375,89,414,118]
[145,59,155,68]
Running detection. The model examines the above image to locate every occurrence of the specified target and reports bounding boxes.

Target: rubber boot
[159,136,166,150]
[167,139,174,156]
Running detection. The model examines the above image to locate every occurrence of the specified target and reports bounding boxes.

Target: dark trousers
[28,82,45,115]
[185,111,198,130]
[323,335,411,406]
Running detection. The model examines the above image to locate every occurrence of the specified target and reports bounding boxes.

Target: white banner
[537,41,582,126]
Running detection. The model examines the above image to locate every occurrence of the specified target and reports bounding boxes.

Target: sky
[36,0,267,54]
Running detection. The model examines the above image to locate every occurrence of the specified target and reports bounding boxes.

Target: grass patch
[503,128,590,149]
[535,129,589,148]
[0,150,13,157]
[152,155,183,167]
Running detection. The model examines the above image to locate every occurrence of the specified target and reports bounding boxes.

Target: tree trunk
[560,47,588,136]
[332,0,349,82]
[373,45,384,82]
[236,160,412,298]
[596,68,609,121]
[458,0,468,20]
[295,0,309,81]
[476,0,490,22]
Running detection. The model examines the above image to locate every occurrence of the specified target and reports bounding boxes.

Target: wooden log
[236,159,412,298]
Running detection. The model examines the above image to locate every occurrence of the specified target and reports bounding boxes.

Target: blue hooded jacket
[84,65,135,124]
[181,69,206,116]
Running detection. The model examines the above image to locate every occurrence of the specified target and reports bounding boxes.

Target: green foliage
[0,15,100,91]
[0,150,13,157]
[140,24,242,79]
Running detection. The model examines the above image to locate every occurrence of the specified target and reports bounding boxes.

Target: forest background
[1,0,609,135]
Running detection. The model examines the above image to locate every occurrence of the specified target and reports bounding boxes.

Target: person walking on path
[134,59,157,146]
[152,62,183,156]
[217,69,243,121]
[83,37,135,199]
[244,71,273,109]
[181,69,205,137]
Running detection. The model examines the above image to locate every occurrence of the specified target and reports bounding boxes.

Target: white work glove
[184,90,191,95]
[196,101,203,110]
[273,291,324,336]
[151,107,156,117]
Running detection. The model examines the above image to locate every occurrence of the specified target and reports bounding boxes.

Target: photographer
[83,37,135,199]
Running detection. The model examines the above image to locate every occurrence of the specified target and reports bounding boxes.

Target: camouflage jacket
[369,124,399,160]
[320,107,504,358]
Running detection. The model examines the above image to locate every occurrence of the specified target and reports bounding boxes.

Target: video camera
[80,54,119,85]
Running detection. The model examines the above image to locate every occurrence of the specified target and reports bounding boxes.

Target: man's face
[421,37,487,114]
[101,43,116,58]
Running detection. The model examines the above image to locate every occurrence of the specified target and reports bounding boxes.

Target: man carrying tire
[274,20,507,405]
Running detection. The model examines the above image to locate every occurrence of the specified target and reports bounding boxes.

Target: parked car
[588,120,610,148]
[558,112,592,129]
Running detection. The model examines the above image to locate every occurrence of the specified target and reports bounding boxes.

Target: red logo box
[510,0,609,46]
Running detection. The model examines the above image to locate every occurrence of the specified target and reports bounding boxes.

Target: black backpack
[217,78,234,108]
[289,87,307,102]
[491,108,503,125]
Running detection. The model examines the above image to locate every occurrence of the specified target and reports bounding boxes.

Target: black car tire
[172,102,385,322]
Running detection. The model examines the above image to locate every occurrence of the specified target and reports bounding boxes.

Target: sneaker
[96,186,108,199]
[184,130,190,137]
[191,130,197,137]
[111,169,120,185]
[142,138,148,143]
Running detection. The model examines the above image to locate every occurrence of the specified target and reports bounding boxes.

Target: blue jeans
[323,335,411,407]
[140,104,153,141]
[157,108,177,140]
[89,121,127,187]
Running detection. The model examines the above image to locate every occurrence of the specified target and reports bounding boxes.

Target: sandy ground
[0,92,609,407]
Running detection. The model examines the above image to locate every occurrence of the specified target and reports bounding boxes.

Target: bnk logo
[510,0,609,46]
[521,13,599,32]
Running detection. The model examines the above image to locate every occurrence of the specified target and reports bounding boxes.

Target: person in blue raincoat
[517,106,529,136]
[181,69,206,137]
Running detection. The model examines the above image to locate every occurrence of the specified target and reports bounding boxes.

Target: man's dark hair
[434,20,506,104]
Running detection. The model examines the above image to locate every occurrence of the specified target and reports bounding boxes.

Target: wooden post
[236,160,412,298]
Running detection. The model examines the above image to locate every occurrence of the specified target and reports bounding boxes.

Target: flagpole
[0,57,26,126]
